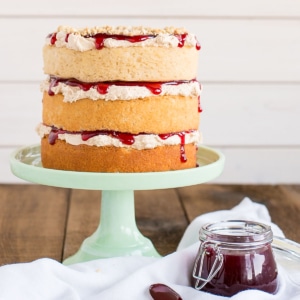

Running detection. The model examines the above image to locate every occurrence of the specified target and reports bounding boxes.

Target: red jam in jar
[192,220,278,297]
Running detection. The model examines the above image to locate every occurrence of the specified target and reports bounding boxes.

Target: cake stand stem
[63,189,160,265]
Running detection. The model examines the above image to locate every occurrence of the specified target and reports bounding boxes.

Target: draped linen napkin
[0,198,299,300]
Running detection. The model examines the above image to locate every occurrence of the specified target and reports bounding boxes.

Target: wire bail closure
[192,240,224,290]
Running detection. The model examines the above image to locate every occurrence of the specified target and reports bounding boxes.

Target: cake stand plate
[10,144,225,265]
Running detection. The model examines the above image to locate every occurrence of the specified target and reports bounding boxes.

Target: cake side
[43,46,199,82]
[42,93,200,133]
[41,139,198,172]
[43,25,200,82]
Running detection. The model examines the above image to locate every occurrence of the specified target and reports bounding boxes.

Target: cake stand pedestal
[10,144,225,265]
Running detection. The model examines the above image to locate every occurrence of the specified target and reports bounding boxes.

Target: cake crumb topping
[56,25,189,36]
[46,25,200,51]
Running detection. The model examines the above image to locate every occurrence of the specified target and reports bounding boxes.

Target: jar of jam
[191,220,278,297]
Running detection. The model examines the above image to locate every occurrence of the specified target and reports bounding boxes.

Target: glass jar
[191,220,279,297]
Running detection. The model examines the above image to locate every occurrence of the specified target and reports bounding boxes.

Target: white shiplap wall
[1,0,300,183]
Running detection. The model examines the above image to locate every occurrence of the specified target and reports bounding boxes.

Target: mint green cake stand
[10,144,225,265]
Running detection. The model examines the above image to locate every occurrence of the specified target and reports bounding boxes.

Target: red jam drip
[192,244,278,297]
[48,32,201,50]
[175,33,187,48]
[65,33,70,43]
[47,76,197,97]
[96,83,110,94]
[81,130,135,146]
[49,33,57,45]
[47,126,193,163]
[178,33,201,50]
[198,95,202,113]
[195,38,201,51]
[48,127,66,145]
[48,127,137,146]
[159,131,189,163]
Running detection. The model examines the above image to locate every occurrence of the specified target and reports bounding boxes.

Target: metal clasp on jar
[192,240,224,290]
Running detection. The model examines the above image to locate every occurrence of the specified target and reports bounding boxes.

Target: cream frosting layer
[45,30,199,52]
[37,124,201,150]
[41,79,202,102]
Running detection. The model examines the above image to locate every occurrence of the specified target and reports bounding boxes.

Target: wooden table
[0,184,299,266]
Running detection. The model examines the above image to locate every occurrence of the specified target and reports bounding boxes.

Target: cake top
[56,25,188,36]
[46,25,201,51]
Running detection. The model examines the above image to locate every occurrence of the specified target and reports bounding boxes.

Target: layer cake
[37,25,202,172]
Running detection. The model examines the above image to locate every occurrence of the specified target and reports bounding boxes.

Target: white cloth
[0,198,299,300]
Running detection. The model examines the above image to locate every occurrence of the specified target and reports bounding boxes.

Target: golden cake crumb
[56,25,188,36]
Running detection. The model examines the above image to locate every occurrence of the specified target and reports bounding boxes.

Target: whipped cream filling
[45,31,199,52]
[37,124,201,150]
[41,79,202,102]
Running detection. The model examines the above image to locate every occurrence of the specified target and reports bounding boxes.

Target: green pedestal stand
[10,144,225,265]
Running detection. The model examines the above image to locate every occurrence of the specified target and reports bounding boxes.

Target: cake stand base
[64,190,160,265]
[10,144,225,265]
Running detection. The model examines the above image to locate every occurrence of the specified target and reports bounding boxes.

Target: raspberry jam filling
[47,76,199,96]
[48,75,202,113]
[47,77,202,113]
[47,126,196,163]
[48,32,201,50]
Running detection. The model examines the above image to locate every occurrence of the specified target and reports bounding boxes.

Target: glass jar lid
[199,220,273,248]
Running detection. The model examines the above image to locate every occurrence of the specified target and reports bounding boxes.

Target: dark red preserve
[192,220,278,297]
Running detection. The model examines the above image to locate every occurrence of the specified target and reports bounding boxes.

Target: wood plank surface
[63,189,101,260]
[0,185,69,265]
[0,184,299,266]
[135,189,188,255]
[178,184,300,243]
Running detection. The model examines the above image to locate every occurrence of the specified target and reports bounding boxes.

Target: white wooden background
[1,0,300,184]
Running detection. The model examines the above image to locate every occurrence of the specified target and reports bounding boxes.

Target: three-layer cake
[37,25,202,172]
